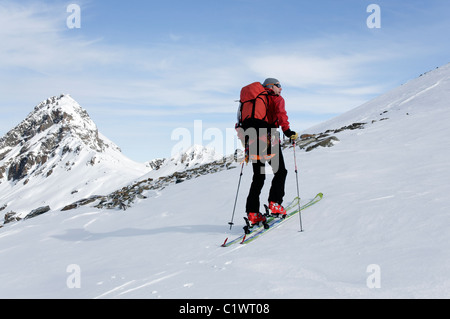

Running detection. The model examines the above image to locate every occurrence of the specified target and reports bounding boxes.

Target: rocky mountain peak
[0,94,119,183]
[1,94,108,151]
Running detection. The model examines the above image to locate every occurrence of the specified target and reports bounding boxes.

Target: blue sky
[1,0,449,162]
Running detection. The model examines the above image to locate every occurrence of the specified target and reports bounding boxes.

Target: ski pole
[293,140,303,232]
[228,161,245,230]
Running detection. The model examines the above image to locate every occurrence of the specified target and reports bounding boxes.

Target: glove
[284,129,298,142]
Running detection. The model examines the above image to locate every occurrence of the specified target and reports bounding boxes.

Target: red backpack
[236,82,270,129]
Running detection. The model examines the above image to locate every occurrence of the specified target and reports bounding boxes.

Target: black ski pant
[246,144,288,213]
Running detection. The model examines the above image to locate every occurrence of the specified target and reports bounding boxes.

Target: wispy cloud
[2,0,448,161]
[0,3,241,112]
[0,2,116,71]
[0,1,390,115]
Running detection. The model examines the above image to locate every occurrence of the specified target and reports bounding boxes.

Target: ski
[221,193,323,247]
[242,193,323,245]
[221,197,299,247]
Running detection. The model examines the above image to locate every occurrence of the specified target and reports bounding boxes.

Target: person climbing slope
[236,78,298,229]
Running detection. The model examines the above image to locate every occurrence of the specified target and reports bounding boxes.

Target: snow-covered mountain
[0,94,148,219]
[0,63,449,299]
[145,145,224,175]
[0,94,239,223]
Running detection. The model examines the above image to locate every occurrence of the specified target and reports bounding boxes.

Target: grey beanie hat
[262,78,280,88]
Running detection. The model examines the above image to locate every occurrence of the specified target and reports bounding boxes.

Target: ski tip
[221,238,229,247]
[240,235,247,245]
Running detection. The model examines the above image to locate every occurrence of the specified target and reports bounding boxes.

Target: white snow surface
[0,64,450,299]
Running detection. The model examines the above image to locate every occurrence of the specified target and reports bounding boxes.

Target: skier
[241,78,298,227]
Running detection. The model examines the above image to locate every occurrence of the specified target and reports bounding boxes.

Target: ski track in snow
[116,271,182,297]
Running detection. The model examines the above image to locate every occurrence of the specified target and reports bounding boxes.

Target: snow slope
[0,64,449,299]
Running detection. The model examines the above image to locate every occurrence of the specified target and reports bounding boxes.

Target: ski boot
[243,212,270,235]
[265,202,287,219]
